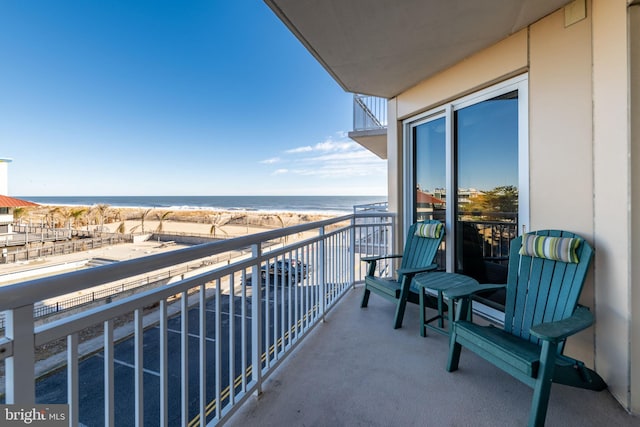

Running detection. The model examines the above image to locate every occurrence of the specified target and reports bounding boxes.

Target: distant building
[0,158,11,195]
[0,158,38,236]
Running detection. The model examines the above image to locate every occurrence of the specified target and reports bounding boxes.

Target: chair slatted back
[503,230,594,345]
[400,220,444,273]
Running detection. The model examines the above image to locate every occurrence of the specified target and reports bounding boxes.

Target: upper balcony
[348,94,388,159]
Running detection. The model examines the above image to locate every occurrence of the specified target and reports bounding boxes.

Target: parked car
[261,259,310,282]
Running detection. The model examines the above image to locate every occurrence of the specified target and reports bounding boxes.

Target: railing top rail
[0,212,393,310]
[353,201,388,213]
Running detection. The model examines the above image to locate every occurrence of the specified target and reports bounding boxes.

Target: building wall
[630,1,640,413]
[394,30,528,121]
[592,0,633,411]
[388,0,636,412]
[528,4,594,367]
[0,160,9,195]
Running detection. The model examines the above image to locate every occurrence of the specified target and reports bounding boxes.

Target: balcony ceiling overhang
[265,0,572,98]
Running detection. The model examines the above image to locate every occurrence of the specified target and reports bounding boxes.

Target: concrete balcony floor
[228,287,637,427]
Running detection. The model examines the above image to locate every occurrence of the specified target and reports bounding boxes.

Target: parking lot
[34,279,315,426]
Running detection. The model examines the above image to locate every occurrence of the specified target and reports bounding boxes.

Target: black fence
[1,235,133,264]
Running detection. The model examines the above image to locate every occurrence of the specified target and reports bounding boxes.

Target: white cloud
[268,135,386,182]
[286,146,313,154]
[313,140,355,152]
[285,137,358,155]
[260,157,280,164]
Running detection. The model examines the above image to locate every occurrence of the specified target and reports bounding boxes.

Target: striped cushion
[415,222,443,239]
[519,234,581,263]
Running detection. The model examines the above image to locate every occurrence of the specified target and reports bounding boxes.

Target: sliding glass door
[406,76,528,308]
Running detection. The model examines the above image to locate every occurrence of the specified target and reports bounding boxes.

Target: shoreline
[18,195,387,217]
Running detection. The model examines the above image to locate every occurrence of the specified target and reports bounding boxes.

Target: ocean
[20,195,387,215]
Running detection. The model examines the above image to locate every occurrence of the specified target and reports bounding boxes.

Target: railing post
[350,216,356,289]
[391,215,397,255]
[251,243,263,395]
[5,304,35,404]
[319,226,326,321]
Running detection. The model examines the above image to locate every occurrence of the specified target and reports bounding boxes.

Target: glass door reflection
[454,91,519,307]
[413,116,446,267]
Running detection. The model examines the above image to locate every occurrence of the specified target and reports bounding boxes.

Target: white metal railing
[0,212,395,426]
[353,201,388,214]
[352,94,387,131]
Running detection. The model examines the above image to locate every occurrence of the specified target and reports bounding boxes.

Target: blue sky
[0,1,387,197]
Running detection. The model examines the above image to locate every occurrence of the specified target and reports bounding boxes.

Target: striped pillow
[415,222,443,239]
[519,234,581,263]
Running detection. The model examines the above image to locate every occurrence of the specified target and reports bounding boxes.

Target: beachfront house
[0,196,38,236]
[0,158,13,235]
[0,158,38,240]
[265,0,640,417]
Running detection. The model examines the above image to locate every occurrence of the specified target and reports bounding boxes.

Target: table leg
[437,291,444,328]
[419,288,427,337]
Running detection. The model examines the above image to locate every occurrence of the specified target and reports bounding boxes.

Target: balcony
[348,94,388,159]
[0,212,394,426]
[0,211,636,426]
[228,291,635,427]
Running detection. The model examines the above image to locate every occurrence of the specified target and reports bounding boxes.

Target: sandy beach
[20,205,340,238]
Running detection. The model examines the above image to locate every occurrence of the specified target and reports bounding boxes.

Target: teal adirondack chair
[445,230,606,427]
[361,220,444,329]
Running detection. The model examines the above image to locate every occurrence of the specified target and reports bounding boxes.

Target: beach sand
[22,205,340,238]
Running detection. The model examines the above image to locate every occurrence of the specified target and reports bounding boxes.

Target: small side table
[413,271,479,337]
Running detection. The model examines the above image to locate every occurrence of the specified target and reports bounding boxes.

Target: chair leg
[361,286,370,308]
[446,328,462,372]
[393,296,408,329]
[528,341,558,427]
[393,277,411,329]
[447,296,471,371]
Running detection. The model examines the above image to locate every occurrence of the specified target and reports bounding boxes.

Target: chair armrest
[363,254,403,277]
[361,254,403,262]
[397,264,438,277]
[530,305,593,343]
[443,283,506,301]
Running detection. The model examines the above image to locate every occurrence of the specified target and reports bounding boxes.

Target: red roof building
[0,195,39,207]
[0,195,38,235]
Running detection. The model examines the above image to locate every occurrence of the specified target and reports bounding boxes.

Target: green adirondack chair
[445,230,606,427]
[361,220,444,329]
